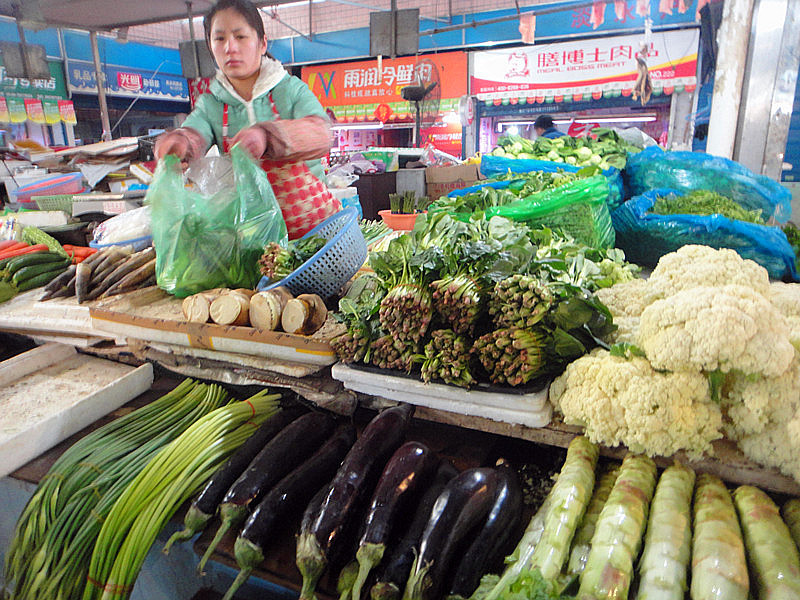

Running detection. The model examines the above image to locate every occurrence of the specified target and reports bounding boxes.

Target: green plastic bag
[486,175,615,248]
[147,145,288,298]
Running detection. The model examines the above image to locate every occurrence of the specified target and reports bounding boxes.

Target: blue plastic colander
[257,206,367,299]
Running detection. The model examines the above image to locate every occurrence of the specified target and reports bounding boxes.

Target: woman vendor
[155,0,341,238]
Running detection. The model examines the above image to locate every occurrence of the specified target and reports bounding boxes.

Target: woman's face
[209,8,267,80]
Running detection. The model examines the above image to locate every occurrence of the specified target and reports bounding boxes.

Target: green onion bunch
[82,389,281,600]
[4,380,230,600]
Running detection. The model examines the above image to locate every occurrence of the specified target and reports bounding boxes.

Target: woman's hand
[231,125,268,159]
[154,130,191,161]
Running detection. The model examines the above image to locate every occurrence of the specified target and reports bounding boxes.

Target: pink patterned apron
[223,93,341,239]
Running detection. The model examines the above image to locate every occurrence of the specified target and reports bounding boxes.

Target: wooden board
[0,288,110,341]
[90,287,341,366]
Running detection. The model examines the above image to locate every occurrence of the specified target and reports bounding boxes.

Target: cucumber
[6,252,67,274]
[13,261,70,286]
[16,268,68,292]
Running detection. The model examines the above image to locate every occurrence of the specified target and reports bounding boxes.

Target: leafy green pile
[491,128,638,170]
[782,223,800,273]
[650,189,766,224]
[359,220,392,246]
[257,235,327,281]
[332,212,639,387]
[428,169,584,215]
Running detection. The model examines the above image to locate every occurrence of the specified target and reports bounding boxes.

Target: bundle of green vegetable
[427,170,581,215]
[782,223,800,274]
[390,191,428,214]
[4,380,229,600]
[473,327,546,386]
[489,274,555,329]
[491,128,638,169]
[371,334,418,371]
[420,329,476,387]
[361,220,392,246]
[82,389,282,600]
[258,235,328,281]
[371,234,437,345]
[650,189,766,224]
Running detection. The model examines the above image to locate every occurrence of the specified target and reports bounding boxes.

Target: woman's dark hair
[204,0,268,48]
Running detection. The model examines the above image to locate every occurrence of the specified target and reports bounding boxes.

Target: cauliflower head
[724,359,800,482]
[549,349,723,459]
[595,278,651,344]
[648,245,770,299]
[595,278,651,319]
[770,281,800,352]
[638,284,794,378]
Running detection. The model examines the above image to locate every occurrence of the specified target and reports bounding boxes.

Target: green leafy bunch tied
[419,329,477,388]
[473,327,546,386]
[490,274,555,329]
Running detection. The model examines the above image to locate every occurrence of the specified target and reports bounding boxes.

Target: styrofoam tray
[331,363,552,428]
[0,343,154,477]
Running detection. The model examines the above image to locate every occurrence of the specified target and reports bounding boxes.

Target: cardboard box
[425,164,480,200]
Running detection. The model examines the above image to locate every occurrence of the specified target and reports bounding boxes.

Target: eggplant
[163,406,306,553]
[403,468,501,600]
[198,410,337,574]
[351,441,436,600]
[370,461,458,600]
[221,425,356,600]
[297,403,414,600]
[448,461,523,599]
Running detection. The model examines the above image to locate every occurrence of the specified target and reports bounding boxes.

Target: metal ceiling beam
[0,0,319,31]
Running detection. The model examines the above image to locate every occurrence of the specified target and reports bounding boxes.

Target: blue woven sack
[612,188,798,280]
[623,147,792,223]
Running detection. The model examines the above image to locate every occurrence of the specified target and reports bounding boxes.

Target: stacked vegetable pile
[426,169,584,215]
[4,380,281,600]
[550,244,800,481]
[149,403,527,600]
[472,436,800,600]
[490,128,639,170]
[38,246,157,303]
[0,227,73,302]
[332,212,638,387]
[648,189,767,224]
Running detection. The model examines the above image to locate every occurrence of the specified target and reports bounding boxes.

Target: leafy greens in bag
[147,145,288,298]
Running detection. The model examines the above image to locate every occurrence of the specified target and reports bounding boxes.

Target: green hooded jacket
[182,57,328,182]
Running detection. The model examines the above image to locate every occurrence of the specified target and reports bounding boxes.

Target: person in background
[154,0,340,238]
[533,114,566,139]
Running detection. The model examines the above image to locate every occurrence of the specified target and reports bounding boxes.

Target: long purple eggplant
[351,441,436,600]
[163,406,306,553]
[297,403,415,600]
[370,461,458,600]
[448,461,523,599]
[221,425,356,600]
[198,411,336,573]
[403,468,501,600]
